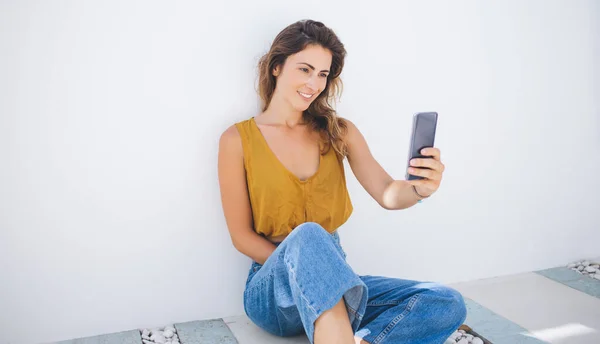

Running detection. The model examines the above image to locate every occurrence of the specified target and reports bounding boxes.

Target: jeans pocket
[246,262,262,285]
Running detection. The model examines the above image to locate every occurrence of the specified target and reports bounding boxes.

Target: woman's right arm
[218,125,277,265]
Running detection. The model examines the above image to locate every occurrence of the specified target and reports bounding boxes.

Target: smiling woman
[217,19,465,344]
[256,23,348,158]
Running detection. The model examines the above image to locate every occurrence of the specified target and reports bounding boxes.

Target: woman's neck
[260,96,305,128]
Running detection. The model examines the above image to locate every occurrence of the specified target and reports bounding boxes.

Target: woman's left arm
[344,118,445,210]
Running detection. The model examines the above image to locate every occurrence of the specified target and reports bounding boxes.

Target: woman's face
[272,44,332,112]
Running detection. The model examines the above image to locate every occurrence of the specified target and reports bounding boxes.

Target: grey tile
[52,330,142,344]
[175,319,238,344]
[519,322,600,344]
[493,333,550,344]
[463,298,547,343]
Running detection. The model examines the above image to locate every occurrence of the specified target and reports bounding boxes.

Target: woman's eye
[300,68,327,78]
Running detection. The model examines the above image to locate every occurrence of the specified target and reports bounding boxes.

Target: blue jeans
[243,222,467,344]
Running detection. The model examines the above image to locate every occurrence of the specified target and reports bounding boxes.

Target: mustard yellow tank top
[235,117,353,240]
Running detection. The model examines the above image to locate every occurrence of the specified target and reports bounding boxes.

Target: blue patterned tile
[175,319,238,344]
[562,277,600,298]
[52,330,141,344]
[535,267,600,299]
[536,267,584,283]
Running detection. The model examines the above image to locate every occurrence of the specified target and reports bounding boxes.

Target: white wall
[1,1,598,343]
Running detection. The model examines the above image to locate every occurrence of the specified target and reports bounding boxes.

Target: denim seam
[367,300,401,306]
[371,294,420,344]
[284,257,319,318]
[345,302,360,317]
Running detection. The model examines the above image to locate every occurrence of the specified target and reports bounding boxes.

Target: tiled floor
[451,271,600,344]
[222,296,548,344]
[54,266,600,344]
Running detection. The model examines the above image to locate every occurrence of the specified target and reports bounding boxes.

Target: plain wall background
[1,1,599,343]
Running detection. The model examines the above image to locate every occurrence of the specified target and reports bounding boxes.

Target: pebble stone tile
[140,325,179,344]
[51,320,238,344]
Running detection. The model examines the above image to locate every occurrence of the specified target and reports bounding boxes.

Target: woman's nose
[305,77,318,91]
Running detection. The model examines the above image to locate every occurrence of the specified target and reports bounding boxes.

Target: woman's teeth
[298,92,313,99]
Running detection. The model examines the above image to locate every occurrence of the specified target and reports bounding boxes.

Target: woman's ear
[272,65,280,77]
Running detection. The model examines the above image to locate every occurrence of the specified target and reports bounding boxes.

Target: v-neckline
[250,117,323,183]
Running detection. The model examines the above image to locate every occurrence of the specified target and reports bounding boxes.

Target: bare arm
[344,118,421,210]
[218,125,277,265]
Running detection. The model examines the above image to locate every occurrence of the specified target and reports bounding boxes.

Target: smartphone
[406,112,438,180]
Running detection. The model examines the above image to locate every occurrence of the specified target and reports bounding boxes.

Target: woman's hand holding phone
[407,147,445,197]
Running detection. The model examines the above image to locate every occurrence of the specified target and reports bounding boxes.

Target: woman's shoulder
[218,116,255,153]
[219,122,245,154]
[335,115,359,141]
[220,124,240,141]
[220,117,252,138]
[219,124,242,158]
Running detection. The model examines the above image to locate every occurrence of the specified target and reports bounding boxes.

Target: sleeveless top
[235,117,353,240]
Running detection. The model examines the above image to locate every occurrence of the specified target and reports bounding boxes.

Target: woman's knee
[427,285,467,326]
[286,222,330,243]
[281,222,343,262]
[420,283,467,330]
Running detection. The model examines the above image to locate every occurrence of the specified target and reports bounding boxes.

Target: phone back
[407,112,438,180]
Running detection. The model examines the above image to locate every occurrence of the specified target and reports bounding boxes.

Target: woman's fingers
[410,158,444,172]
[421,147,441,160]
[407,167,441,180]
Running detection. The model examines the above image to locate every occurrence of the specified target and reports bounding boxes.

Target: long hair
[257,19,349,158]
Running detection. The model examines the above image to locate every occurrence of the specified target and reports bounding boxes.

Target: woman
[217,19,466,344]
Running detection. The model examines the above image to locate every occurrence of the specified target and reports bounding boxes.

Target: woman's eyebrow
[297,62,329,73]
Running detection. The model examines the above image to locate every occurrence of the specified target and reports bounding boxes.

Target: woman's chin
[292,103,309,112]
[287,96,312,112]
[298,99,314,110]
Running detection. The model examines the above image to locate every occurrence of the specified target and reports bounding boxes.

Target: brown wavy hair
[257,19,349,158]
